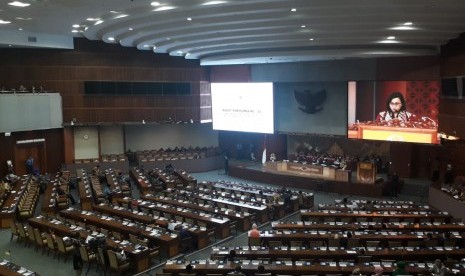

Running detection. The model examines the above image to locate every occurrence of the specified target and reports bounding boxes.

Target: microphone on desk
[421,116,437,127]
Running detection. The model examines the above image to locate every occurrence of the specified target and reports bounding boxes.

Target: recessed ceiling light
[150,1,161,6]
[387,36,396,40]
[187,17,192,21]
[107,37,115,41]
[390,26,416,30]
[71,30,79,33]
[128,27,133,31]
[18,28,22,30]
[291,8,297,12]
[301,25,306,28]
[86,17,101,21]
[72,24,80,28]
[154,6,176,11]
[114,14,128,19]
[143,44,150,48]
[8,1,30,7]
[15,17,32,20]
[0,20,11,24]
[202,1,227,5]
[377,39,399,44]
[94,20,104,25]
[404,22,413,26]
[309,38,314,41]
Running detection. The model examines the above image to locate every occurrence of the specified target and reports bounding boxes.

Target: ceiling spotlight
[18,28,23,30]
[387,36,396,40]
[404,22,413,26]
[301,25,306,28]
[187,17,192,21]
[309,38,314,41]
[72,24,80,28]
[107,37,115,41]
[128,27,133,31]
[71,30,79,33]
[114,14,128,19]
[86,17,101,21]
[94,20,104,25]
[202,1,227,5]
[8,1,30,7]
[154,6,176,11]
[150,1,161,6]
[0,20,12,24]
[291,8,297,12]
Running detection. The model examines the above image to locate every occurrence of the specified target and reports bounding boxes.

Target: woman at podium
[376,92,415,124]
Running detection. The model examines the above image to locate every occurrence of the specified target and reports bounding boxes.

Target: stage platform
[229,162,386,198]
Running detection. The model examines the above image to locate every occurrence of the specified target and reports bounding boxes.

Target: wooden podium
[357,162,376,184]
[349,125,438,144]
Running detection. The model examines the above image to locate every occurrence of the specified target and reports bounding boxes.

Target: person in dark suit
[25,156,34,174]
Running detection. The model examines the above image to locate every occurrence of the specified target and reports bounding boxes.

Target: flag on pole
[261,135,267,164]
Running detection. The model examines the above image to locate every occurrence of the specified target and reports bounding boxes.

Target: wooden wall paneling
[376,56,441,80]
[389,142,413,178]
[438,114,465,138]
[63,127,75,164]
[440,98,465,117]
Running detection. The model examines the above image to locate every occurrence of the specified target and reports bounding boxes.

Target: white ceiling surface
[1,0,465,65]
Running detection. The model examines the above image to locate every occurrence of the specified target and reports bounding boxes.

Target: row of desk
[28,216,151,272]
[163,260,465,276]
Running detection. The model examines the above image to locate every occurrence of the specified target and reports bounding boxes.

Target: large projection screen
[211,83,274,134]
[0,93,63,133]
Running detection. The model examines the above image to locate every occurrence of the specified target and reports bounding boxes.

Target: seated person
[228,264,246,276]
[116,250,127,262]
[430,259,449,276]
[224,249,237,262]
[254,265,271,276]
[248,223,260,238]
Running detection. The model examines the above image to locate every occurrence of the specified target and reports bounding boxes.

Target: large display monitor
[347,80,440,144]
[211,82,274,134]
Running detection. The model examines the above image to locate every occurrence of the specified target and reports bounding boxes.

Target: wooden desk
[0,177,29,228]
[76,169,94,210]
[272,221,465,233]
[142,195,252,232]
[131,198,231,239]
[163,261,459,276]
[60,209,180,257]
[129,168,152,195]
[301,210,452,223]
[211,246,465,262]
[29,216,151,272]
[259,230,465,247]
[0,260,37,276]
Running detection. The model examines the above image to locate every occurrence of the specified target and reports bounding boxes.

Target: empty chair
[327,238,340,247]
[56,236,74,262]
[9,221,19,242]
[79,245,97,274]
[309,240,324,248]
[290,240,304,248]
[357,255,372,264]
[407,240,422,247]
[347,238,360,248]
[388,241,403,248]
[324,217,336,222]
[33,228,47,254]
[45,233,56,257]
[365,240,380,248]
[267,241,282,248]
[26,225,36,247]
[424,239,438,247]
[107,249,130,275]
[229,221,238,235]
[249,237,261,247]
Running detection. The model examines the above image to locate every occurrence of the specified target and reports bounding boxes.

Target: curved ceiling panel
[1,0,465,65]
